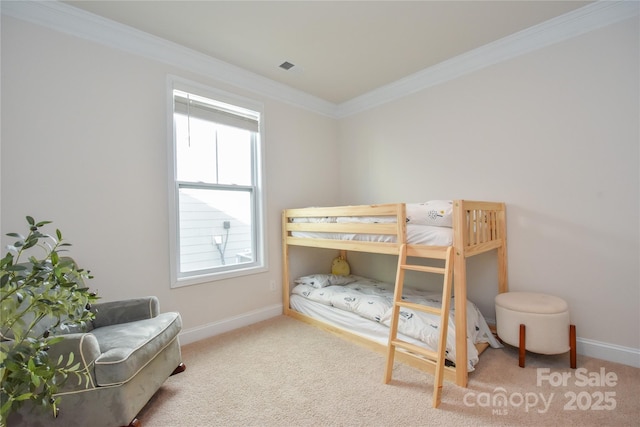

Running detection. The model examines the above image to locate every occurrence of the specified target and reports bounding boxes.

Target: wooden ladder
[383,244,455,408]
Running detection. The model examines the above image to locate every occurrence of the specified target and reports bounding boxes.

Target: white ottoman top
[495,292,568,314]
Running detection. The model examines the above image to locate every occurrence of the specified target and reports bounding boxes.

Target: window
[167,78,266,287]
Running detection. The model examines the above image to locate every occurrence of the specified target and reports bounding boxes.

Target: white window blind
[173,91,259,133]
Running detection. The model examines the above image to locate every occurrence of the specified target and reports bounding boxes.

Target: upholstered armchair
[7,296,185,427]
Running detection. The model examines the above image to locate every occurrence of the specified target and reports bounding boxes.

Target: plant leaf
[15,393,33,401]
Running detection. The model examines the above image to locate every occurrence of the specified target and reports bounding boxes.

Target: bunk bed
[282,200,508,388]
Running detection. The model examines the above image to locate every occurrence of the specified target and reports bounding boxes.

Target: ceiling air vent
[279,61,295,71]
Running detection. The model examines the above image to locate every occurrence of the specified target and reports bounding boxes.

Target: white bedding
[290,200,454,246]
[290,274,501,371]
[291,224,453,246]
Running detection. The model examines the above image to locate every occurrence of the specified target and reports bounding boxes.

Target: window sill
[171,264,268,288]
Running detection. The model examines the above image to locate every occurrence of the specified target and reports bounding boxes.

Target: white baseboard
[178,303,283,346]
[576,338,640,369]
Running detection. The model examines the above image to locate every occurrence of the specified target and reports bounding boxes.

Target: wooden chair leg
[171,362,186,375]
[518,324,526,368]
[570,324,577,369]
[121,418,140,427]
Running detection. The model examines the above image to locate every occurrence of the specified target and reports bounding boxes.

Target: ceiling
[63,1,593,104]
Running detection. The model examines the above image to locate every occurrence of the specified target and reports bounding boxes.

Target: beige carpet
[137,316,639,426]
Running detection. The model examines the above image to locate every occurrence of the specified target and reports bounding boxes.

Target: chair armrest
[46,333,101,392]
[91,296,160,328]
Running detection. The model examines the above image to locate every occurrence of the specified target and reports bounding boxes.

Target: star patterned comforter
[291,274,500,371]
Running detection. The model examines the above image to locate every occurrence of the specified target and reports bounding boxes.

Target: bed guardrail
[455,201,506,257]
[283,203,407,255]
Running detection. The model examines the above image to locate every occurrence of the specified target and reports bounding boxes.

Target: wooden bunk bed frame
[282,200,508,388]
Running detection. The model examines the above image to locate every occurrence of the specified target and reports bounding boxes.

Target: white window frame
[167,76,267,287]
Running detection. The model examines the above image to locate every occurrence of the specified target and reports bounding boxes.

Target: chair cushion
[90,312,182,386]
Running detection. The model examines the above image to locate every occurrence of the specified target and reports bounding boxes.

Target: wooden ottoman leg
[519,324,526,368]
[570,324,577,369]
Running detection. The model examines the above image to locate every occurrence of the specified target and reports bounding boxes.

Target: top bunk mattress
[291,224,453,246]
[290,200,454,246]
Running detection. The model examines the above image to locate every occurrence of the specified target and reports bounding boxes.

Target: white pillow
[294,274,356,289]
[406,200,453,227]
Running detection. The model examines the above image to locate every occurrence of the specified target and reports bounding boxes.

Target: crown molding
[2,1,638,119]
[336,0,640,118]
[0,0,337,117]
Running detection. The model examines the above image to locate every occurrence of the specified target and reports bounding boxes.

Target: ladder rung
[391,339,438,360]
[396,301,443,316]
[400,264,446,274]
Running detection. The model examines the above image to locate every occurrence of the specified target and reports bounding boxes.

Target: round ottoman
[495,292,576,368]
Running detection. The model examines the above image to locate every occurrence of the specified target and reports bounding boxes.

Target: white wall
[0,16,339,336]
[338,18,639,360]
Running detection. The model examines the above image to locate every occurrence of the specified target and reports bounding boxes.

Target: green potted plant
[0,216,99,426]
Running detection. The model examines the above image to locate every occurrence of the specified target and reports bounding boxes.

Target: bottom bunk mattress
[289,274,501,371]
